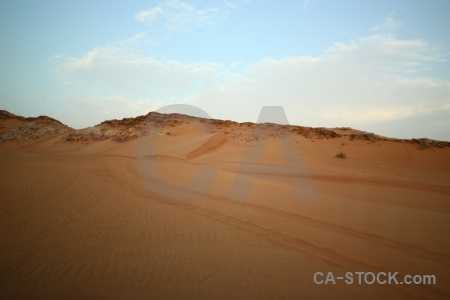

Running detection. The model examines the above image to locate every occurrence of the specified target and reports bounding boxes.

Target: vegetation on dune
[336,152,346,159]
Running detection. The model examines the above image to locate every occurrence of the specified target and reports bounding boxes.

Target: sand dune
[1,111,449,299]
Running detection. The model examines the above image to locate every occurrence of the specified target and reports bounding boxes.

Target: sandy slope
[1,122,449,299]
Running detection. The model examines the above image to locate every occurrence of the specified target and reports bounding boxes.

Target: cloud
[223,0,236,9]
[135,0,228,33]
[187,34,449,140]
[302,0,314,10]
[135,7,164,23]
[327,35,446,66]
[55,47,227,99]
[372,12,403,33]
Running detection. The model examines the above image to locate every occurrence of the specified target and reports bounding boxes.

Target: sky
[0,0,449,141]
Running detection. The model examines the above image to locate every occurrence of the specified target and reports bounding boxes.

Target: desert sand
[1,110,449,299]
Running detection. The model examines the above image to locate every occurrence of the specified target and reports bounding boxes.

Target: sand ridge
[2,109,449,148]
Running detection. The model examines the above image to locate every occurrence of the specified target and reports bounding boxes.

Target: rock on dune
[60,113,190,143]
[0,110,73,143]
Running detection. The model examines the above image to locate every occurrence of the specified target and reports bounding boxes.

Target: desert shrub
[418,143,427,150]
[336,152,346,159]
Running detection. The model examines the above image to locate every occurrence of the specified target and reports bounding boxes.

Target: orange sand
[1,121,449,299]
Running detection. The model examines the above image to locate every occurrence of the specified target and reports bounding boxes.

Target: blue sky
[1,0,449,140]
